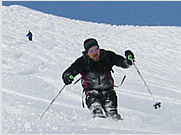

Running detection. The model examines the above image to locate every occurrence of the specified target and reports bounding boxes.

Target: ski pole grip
[69,75,74,80]
[128,55,133,60]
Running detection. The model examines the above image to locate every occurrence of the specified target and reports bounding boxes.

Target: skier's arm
[107,50,134,68]
[62,57,84,85]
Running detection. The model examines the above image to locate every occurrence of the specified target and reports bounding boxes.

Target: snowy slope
[2,5,181,134]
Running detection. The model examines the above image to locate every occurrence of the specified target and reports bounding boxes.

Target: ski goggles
[88,47,99,53]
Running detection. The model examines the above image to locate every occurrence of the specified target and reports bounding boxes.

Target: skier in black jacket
[62,38,135,120]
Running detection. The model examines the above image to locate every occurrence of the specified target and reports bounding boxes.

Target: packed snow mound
[2,5,181,134]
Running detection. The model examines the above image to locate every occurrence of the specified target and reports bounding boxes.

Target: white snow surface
[2,5,181,134]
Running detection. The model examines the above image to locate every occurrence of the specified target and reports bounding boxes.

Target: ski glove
[125,50,135,65]
[63,75,74,85]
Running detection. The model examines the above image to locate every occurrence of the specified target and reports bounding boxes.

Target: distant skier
[62,38,135,120]
[26,30,33,41]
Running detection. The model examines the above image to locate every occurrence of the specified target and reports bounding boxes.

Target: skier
[26,30,33,41]
[62,38,135,120]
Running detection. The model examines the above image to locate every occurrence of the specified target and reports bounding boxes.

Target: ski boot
[106,111,123,121]
[92,107,105,118]
[90,103,106,118]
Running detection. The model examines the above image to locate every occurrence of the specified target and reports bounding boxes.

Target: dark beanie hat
[84,38,99,52]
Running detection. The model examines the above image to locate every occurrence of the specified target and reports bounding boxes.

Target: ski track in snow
[2,5,181,134]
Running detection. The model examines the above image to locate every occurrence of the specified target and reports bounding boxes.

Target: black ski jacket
[62,49,130,91]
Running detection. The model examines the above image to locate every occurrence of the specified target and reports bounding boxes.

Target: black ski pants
[85,88,118,114]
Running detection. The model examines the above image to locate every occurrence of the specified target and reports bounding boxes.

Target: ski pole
[131,61,152,95]
[130,59,161,109]
[73,77,82,85]
[118,75,126,87]
[40,84,67,120]
[114,75,126,88]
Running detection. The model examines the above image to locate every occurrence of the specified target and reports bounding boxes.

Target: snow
[2,5,181,134]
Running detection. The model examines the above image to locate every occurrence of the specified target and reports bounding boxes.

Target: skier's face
[87,46,100,61]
